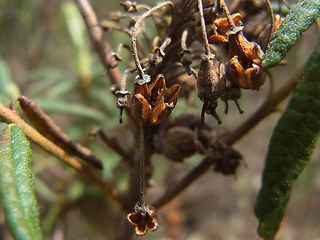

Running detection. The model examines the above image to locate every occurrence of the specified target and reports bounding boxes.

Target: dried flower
[127,204,159,236]
[133,74,181,125]
[226,31,266,90]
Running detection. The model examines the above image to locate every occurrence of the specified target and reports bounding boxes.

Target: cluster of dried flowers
[101,0,283,236]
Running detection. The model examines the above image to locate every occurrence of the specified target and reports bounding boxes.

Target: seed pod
[197,53,226,124]
[208,140,242,175]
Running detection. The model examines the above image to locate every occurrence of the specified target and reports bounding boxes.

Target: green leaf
[254,41,320,240]
[263,0,320,68]
[0,124,42,240]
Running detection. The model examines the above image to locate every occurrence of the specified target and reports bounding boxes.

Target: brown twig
[98,130,130,160]
[0,104,125,207]
[75,0,121,86]
[223,71,300,145]
[153,155,213,208]
[11,96,103,170]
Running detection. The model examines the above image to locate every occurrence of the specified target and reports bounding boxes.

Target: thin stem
[131,1,174,80]
[0,104,125,206]
[139,124,146,205]
[197,0,211,55]
[98,130,130,160]
[265,0,274,52]
[218,0,236,31]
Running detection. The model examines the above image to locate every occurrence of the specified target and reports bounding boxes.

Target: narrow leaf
[0,124,42,240]
[254,41,320,239]
[263,0,320,68]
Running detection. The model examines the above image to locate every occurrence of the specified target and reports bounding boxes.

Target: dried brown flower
[127,204,159,236]
[133,74,181,125]
[226,31,266,90]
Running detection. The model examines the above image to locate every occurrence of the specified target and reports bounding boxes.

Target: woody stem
[197,0,211,55]
[131,1,174,79]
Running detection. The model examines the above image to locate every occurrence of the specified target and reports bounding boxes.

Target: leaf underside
[263,0,320,68]
[254,41,320,240]
[0,124,42,240]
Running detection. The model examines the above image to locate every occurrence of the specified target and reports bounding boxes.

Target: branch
[152,155,213,208]
[98,129,131,160]
[75,0,121,86]
[0,104,125,207]
[152,70,300,209]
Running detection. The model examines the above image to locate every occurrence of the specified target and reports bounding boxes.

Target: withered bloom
[127,204,159,236]
[226,31,266,90]
[133,74,181,125]
[208,13,243,44]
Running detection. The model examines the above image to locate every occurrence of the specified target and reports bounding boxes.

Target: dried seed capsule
[197,53,226,124]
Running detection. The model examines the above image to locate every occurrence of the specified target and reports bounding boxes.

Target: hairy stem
[218,0,236,30]
[131,1,174,80]
[197,0,211,55]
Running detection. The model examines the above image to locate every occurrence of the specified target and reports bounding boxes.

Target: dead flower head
[127,204,159,236]
[226,31,266,90]
[133,74,181,125]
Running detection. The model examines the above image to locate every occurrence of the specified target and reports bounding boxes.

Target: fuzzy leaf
[263,0,320,68]
[254,41,320,239]
[0,124,42,240]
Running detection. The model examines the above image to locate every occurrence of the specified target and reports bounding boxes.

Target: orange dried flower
[127,205,159,236]
[226,31,266,90]
[208,13,243,44]
[133,74,181,125]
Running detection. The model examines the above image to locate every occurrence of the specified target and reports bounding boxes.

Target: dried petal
[226,56,266,90]
[208,13,243,44]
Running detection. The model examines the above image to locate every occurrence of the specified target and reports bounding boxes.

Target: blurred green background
[0,0,320,239]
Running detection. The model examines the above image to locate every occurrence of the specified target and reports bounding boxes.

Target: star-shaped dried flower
[127,204,159,236]
[133,74,181,125]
